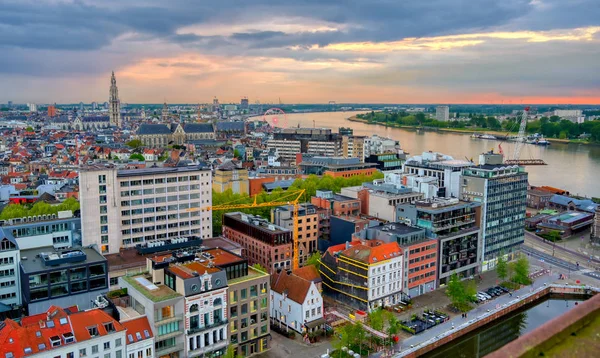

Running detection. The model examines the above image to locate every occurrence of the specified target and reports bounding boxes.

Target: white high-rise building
[436,105,450,121]
[27,103,37,112]
[79,165,212,255]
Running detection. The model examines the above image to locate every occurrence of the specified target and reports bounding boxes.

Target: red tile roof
[0,306,125,358]
[271,270,313,304]
[341,242,402,264]
[121,316,153,344]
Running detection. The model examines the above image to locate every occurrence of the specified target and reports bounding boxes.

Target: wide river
[278,111,600,198]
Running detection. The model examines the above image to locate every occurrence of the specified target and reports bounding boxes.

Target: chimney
[345,241,349,250]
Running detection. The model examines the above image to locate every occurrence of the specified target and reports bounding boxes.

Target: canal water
[420,297,584,358]
[276,111,600,198]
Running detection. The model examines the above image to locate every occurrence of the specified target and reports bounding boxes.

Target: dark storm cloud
[0,0,536,51]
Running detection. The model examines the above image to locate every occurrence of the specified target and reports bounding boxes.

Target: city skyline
[1,0,600,104]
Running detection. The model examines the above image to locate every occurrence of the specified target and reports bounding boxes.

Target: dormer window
[87,326,98,337]
[50,336,61,347]
[103,322,115,333]
[63,332,75,344]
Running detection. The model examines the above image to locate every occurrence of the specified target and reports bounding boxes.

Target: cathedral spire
[109,71,121,128]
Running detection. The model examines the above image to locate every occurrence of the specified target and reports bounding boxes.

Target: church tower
[109,71,121,127]
[162,101,169,122]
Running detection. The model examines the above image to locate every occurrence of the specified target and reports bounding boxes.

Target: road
[521,246,579,271]
[524,231,600,269]
[255,330,333,358]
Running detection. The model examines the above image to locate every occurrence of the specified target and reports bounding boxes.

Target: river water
[277,111,600,198]
[421,297,584,358]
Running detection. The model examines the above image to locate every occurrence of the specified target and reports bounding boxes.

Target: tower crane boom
[189,189,306,270]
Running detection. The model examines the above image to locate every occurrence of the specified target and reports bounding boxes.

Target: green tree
[129,153,145,161]
[25,126,34,132]
[387,315,401,335]
[368,308,385,331]
[305,251,322,270]
[496,252,508,281]
[233,149,243,160]
[223,344,242,358]
[126,139,143,149]
[252,263,267,272]
[512,254,531,285]
[446,273,474,312]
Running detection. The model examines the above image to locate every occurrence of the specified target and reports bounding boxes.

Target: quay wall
[399,285,597,358]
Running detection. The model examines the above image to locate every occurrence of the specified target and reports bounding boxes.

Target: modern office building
[20,246,109,314]
[222,212,292,274]
[320,240,404,311]
[462,163,528,270]
[120,271,186,358]
[398,198,482,285]
[354,223,437,298]
[299,157,377,178]
[0,211,81,249]
[435,105,450,121]
[403,152,472,198]
[271,204,319,267]
[342,181,423,222]
[79,164,212,254]
[365,152,405,171]
[273,128,343,158]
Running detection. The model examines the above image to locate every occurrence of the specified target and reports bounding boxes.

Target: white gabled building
[270,270,325,334]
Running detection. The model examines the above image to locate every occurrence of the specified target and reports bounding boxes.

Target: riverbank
[346,115,597,146]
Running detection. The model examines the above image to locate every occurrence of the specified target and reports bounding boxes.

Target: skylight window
[143,330,150,338]
[127,334,134,343]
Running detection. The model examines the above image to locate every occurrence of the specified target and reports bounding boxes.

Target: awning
[305,317,327,329]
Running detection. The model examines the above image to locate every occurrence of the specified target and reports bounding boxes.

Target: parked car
[479,291,492,300]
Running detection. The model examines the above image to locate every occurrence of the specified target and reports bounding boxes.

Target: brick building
[223,212,292,273]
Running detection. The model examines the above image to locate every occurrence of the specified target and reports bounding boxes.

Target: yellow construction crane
[190,189,306,270]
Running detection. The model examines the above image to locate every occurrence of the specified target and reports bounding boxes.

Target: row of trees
[212,172,384,235]
[357,111,600,142]
[0,197,80,220]
[496,253,531,285]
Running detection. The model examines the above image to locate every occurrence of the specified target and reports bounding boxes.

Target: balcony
[156,343,184,356]
[156,313,184,324]
[189,340,228,358]
[187,319,228,335]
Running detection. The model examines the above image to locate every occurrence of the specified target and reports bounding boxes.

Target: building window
[104,342,110,350]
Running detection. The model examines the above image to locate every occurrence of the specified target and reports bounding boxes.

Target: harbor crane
[188,189,306,270]
[504,107,546,165]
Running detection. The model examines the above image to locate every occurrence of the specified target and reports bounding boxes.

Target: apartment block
[354,223,437,298]
[435,105,450,121]
[311,190,361,217]
[342,135,365,161]
[222,212,292,274]
[271,204,319,266]
[265,139,302,162]
[227,265,270,357]
[79,164,212,255]
[320,241,403,311]
[462,163,528,270]
[398,198,482,285]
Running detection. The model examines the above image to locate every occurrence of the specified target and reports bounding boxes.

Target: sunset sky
[1,0,599,104]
